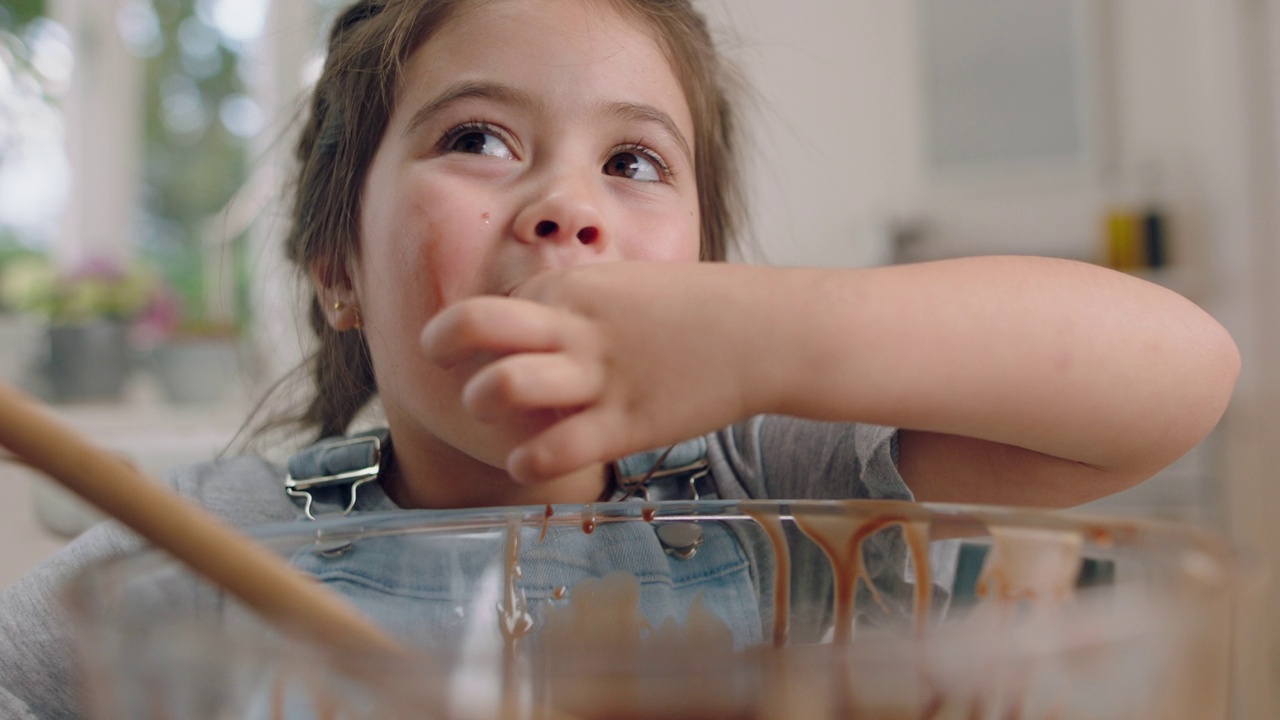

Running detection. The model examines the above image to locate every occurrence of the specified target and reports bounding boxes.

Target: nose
[533,219,599,244]
[513,178,605,248]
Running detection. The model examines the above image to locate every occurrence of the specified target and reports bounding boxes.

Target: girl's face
[349,0,701,487]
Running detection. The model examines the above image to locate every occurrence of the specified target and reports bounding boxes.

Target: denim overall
[281,431,765,653]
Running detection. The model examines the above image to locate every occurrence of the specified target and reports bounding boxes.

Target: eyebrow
[402,80,694,165]
[602,101,693,166]
[402,80,536,139]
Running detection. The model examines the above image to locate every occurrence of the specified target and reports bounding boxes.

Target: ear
[309,260,361,331]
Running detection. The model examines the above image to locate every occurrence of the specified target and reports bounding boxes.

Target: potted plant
[2,254,166,402]
[0,248,46,386]
[142,316,245,406]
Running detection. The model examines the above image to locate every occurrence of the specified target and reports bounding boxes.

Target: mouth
[500,269,552,298]
[501,277,532,297]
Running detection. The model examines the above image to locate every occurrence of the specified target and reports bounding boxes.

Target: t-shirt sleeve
[706,414,911,501]
[0,455,290,720]
[0,686,39,720]
[0,518,146,720]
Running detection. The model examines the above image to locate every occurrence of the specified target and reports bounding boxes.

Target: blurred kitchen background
[0,0,1276,715]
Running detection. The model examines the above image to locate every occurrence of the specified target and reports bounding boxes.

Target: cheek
[362,177,493,317]
[619,210,702,262]
[616,190,706,260]
[417,189,494,308]
[420,226,488,310]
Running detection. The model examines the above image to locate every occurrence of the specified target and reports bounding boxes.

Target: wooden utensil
[0,382,405,659]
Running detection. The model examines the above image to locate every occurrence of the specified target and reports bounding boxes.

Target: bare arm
[423,256,1239,508]
[741,256,1239,506]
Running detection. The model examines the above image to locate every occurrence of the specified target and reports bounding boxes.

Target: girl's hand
[420,262,760,483]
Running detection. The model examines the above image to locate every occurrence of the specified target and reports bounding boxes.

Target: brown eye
[445,126,514,159]
[603,150,661,182]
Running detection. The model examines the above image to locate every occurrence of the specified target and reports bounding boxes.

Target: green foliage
[0,255,167,324]
[0,0,45,29]
[1,0,255,331]
[137,0,251,331]
[0,10,56,276]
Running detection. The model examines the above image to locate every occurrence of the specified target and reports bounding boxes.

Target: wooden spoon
[0,382,404,659]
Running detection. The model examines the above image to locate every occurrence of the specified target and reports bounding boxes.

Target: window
[130,0,268,333]
[0,0,70,260]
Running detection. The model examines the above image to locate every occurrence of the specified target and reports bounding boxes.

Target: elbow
[1198,314,1241,431]
[1148,312,1241,475]
[1220,324,1242,395]
[1106,309,1240,487]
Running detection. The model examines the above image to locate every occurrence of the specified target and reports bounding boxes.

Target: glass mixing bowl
[65,499,1238,719]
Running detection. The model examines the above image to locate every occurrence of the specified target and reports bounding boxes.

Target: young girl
[0,0,1239,717]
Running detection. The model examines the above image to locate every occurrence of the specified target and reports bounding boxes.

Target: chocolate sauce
[148,495,1234,720]
[539,571,652,656]
[314,675,337,720]
[541,503,554,543]
[498,515,534,720]
[792,509,912,643]
[360,504,1152,718]
[270,670,285,720]
[741,505,791,647]
[499,514,533,644]
[1085,525,1114,548]
[900,519,933,637]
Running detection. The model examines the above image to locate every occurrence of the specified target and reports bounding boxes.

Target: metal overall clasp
[614,444,711,503]
[613,443,712,560]
[285,435,383,521]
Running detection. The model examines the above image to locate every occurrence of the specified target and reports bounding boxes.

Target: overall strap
[611,435,715,502]
[611,436,716,559]
[285,429,389,520]
[284,429,715,516]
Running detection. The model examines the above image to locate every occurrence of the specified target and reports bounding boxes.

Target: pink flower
[131,284,184,349]
[66,255,128,282]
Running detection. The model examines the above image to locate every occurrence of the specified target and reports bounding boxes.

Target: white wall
[705,0,1232,308]
[702,0,919,268]
[1213,0,1280,716]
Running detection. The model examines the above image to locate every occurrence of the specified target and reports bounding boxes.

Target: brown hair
[276,0,746,441]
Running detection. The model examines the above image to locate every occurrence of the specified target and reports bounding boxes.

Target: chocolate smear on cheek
[418,236,449,317]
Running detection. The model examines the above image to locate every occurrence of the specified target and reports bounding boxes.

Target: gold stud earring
[333,299,344,312]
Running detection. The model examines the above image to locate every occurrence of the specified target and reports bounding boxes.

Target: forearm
[446,257,1237,491]
[739,255,1240,477]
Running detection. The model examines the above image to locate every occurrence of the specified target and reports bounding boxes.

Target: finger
[421,297,571,367]
[462,353,604,422]
[507,410,621,484]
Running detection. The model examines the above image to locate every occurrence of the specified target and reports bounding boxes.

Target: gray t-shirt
[0,415,906,720]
